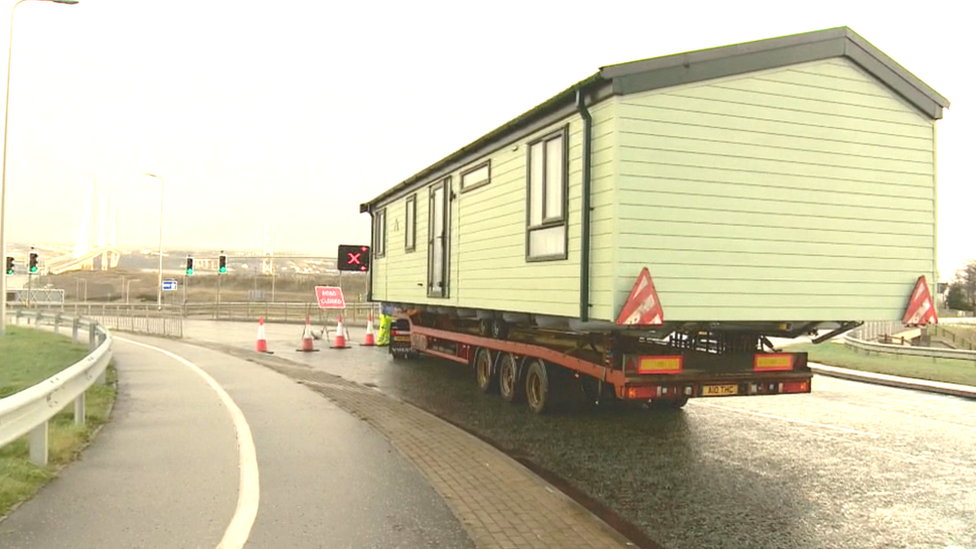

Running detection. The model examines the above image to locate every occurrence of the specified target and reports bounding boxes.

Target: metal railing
[1,311,113,465]
[183,301,381,325]
[19,300,383,328]
[843,319,976,362]
[20,303,184,338]
[925,324,976,351]
[844,334,976,362]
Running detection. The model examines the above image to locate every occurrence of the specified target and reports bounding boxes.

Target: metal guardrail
[843,334,976,362]
[20,303,184,338]
[22,300,383,328]
[183,301,382,325]
[1,311,113,465]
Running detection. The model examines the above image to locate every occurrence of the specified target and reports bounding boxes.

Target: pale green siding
[612,58,936,322]
[372,101,617,318]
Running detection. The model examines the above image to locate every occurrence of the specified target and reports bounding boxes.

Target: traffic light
[185,256,194,275]
[5,256,13,275]
[28,252,38,273]
[218,254,227,274]
[337,245,370,272]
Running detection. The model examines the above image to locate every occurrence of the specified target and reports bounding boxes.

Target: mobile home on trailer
[359,27,948,412]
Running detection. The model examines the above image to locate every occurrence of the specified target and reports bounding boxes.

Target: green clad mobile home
[360,27,948,340]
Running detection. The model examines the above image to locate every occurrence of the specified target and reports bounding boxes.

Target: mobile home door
[427,178,450,297]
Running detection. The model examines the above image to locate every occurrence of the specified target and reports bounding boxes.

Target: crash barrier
[844,320,976,362]
[0,311,113,465]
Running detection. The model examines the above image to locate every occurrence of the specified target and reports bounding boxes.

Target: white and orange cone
[330,315,349,349]
[361,311,376,346]
[256,317,268,353]
[297,315,318,352]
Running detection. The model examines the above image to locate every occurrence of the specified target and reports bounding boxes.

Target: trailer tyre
[490,319,510,340]
[525,359,556,414]
[474,348,497,394]
[497,353,522,403]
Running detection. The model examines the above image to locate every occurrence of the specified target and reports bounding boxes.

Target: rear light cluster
[625,384,693,400]
[624,379,811,400]
[747,381,810,395]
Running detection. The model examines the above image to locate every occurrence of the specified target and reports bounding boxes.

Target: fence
[19,300,382,328]
[843,319,976,363]
[19,303,184,338]
[1,311,113,465]
[183,301,381,325]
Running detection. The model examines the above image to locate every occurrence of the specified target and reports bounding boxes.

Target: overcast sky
[0,0,970,278]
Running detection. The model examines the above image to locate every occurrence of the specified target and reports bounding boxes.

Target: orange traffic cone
[297,316,319,352]
[330,315,349,349]
[256,317,268,352]
[361,311,376,346]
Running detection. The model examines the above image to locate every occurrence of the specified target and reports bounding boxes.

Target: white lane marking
[117,337,260,549]
[691,401,879,437]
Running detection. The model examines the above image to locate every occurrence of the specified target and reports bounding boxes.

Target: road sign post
[315,285,347,342]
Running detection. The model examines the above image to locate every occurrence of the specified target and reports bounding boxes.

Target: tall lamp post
[142,172,164,310]
[0,0,79,336]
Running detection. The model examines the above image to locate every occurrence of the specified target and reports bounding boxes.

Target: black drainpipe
[363,205,374,303]
[576,88,592,322]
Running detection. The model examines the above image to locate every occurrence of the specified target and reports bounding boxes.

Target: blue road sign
[162,279,178,291]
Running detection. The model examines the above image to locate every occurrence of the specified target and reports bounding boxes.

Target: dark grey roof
[600,26,949,119]
[362,27,949,211]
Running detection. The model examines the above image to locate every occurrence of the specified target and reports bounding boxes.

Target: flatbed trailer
[389,312,813,413]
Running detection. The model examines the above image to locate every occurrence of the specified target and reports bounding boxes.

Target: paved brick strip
[197,342,636,549]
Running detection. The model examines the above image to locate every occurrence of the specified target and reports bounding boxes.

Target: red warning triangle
[616,268,664,326]
[902,275,938,326]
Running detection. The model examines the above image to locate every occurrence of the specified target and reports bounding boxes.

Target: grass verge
[788,341,976,387]
[0,326,118,519]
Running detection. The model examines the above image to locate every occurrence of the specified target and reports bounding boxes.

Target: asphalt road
[0,333,474,549]
[184,319,976,549]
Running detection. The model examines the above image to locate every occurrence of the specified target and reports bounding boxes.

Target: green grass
[0,327,92,398]
[789,341,976,387]
[0,327,118,518]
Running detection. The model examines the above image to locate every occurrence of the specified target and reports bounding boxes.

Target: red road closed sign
[315,286,346,309]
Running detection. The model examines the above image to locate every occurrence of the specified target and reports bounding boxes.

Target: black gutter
[576,88,592,322]
[366,209,374,303]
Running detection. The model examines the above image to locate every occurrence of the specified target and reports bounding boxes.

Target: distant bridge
[53,173,120,274]
[45,245,121,275]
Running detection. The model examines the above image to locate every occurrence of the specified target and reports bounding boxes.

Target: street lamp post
[142,173,164,310]
[126,279,137,305]
[0,0,78,336]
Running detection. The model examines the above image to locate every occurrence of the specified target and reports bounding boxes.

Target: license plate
[702,384,738,396]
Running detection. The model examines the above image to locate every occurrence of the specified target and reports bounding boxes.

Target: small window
[460,161,490,192]
[373,208,387,257]
[405,195,416,252]
[526,129,567,261]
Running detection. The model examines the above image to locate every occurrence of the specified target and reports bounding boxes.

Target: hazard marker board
[902,276,938,326]
[615,267,664,326]
[315,286,346,309]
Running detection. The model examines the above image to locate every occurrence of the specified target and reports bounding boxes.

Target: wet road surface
[185,319,976,549]
[0,333,474,549]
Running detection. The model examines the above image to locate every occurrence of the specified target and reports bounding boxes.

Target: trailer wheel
[497,353,522,403]
[670,396,689,409]
[490,319,510,340]
[525,359,556,414]
[474,348,496,394]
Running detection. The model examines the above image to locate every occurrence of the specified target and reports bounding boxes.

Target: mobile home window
[526,129,567,261]
[405,195,416,252]
[374,208,387,257]
[460,161,490,192]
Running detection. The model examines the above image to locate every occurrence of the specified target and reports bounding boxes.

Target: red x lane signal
[337,245,370,272]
